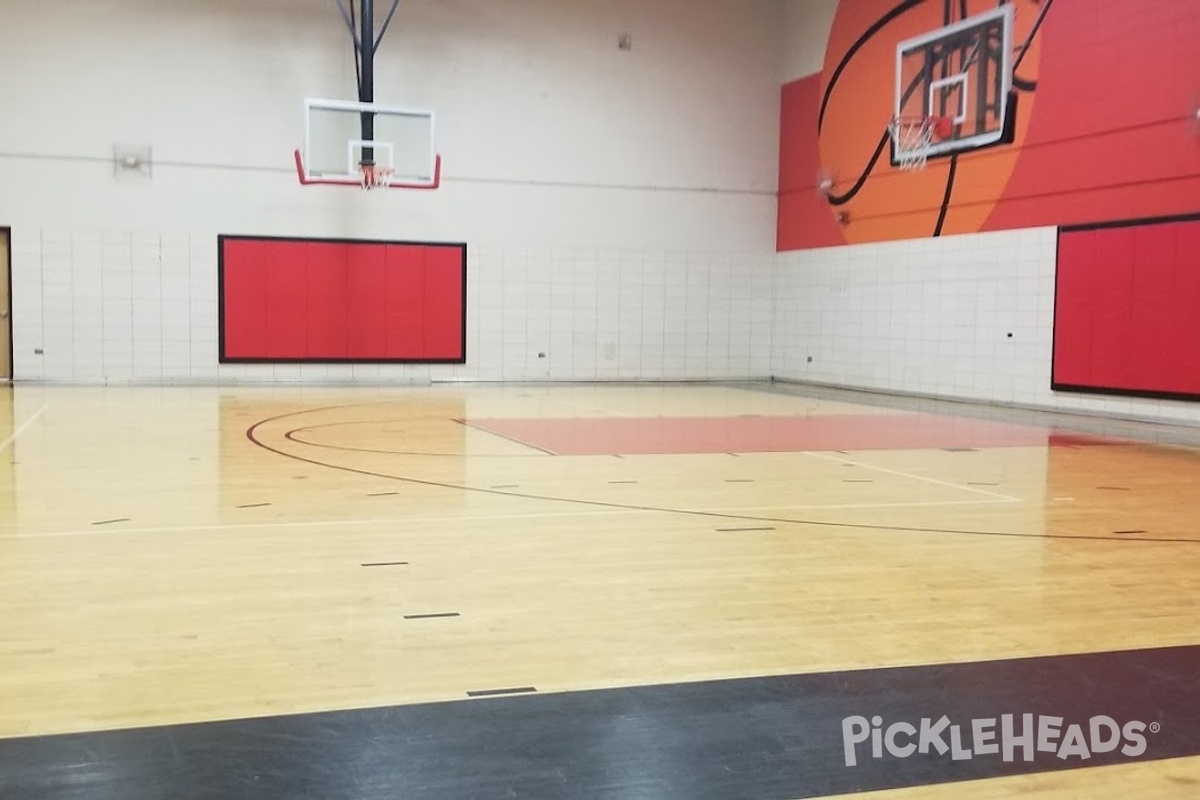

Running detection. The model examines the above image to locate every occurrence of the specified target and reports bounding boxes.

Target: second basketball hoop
[888,116,953,171]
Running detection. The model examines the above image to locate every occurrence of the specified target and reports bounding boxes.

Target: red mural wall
[220,236,466,363]
[1053,215,1200,400]
[778,0,1200,250]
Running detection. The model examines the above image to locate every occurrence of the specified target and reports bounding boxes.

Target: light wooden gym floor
[2,380,1200,797]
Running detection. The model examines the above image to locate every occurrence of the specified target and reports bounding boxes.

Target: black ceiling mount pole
[359,0,375,167]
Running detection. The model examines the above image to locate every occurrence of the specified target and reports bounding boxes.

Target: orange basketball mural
[777,0,1200,250]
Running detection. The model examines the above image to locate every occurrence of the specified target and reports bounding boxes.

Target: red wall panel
[345,245,388,358]
[220,236,466,363]
[423,246,467,360]
[384,245,428,359]
[306,243,349,359]
[776,75,848,251]
[264,246,308,358]
[1054,216,1200,399]
[221,240,270,359]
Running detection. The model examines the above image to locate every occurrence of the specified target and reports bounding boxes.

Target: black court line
[968,482,1000,487]
[403,613,460,620]
[466,687,538,698]
[726,452,740,457]
[367,491,399,497]
[490,485,520,489]
[943,448,977,452]
[4,644,1198,799]
[286,422,549,459]
[236,503,271,509]
[361,562,409,568]
[717,527,776,532]
[1115,531,1147,535]
[454,418,558,455]
[1098,486,1132,491]
[239,406,1200,546]
[609,480,638,485]
[724,479,755,483]
[91,518,130,526]
[843,479,875,483]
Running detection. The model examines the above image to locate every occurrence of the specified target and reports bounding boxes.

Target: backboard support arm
[373,1,402,55]
[335,0,361,48]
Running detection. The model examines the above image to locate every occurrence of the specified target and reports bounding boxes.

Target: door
[0,229,9,380]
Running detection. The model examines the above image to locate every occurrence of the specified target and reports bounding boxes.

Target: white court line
[0,403,48,453]
[801,449,1025,502]
[0,498,1012,540]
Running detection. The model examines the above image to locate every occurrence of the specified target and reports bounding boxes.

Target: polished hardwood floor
[2,381,1200,796]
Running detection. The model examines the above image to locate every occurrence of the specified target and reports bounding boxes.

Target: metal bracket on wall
[113,144,153,180]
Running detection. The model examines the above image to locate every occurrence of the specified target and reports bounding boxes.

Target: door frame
[1,227,11,381]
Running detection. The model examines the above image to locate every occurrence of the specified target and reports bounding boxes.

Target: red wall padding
[1053,216,1200,398]
[220,237,465,362]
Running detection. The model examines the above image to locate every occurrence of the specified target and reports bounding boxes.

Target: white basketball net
[359,164,394,191]
[888,117,937,171]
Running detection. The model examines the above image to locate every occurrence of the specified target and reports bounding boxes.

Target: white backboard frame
[295,97,441,190]
[893,5,1014,160]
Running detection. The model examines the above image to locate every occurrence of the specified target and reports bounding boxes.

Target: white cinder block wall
[773,229,1054,404]
[0,0,782,384]
[771,230,1200,426]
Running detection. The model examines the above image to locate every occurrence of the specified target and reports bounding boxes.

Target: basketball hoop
[359,163,395,191]
[888,116,952,171]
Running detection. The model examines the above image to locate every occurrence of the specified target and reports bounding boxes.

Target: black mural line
[823,0,1054,235]
[818,0,927,131]
[827,131,892,207]
[1014,0,1055,71]
[933,154,961,236]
